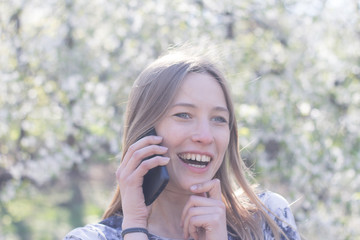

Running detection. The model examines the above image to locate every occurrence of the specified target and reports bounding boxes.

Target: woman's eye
[175,113,191,119]
[213,116,228,123]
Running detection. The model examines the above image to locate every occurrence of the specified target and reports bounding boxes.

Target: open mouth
[178,153,212,168]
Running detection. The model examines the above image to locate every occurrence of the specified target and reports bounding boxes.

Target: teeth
[179,153,211,163]
[201,155,210,162]
[188,164,206,168]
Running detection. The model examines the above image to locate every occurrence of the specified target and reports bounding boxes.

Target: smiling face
[155,72,230,193]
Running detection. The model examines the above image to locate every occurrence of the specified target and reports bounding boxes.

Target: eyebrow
[171,102,229,113]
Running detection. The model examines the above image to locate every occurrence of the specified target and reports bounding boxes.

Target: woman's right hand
[116,135,169,229]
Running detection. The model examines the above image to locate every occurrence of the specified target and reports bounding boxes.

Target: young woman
[64,49,301,240]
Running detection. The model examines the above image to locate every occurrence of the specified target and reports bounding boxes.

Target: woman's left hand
[181,178,228,240]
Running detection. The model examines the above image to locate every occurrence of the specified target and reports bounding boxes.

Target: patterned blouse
[64,191,301,240]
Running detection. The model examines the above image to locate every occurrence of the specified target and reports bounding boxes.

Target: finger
[190,178,222,201]
[186,211,227,240]
[121,135,163,166]
[125,144,168,171]
[133,155,170,177]
[119,155,170,185]
[116,144,168,181]
[186,214,213,240]
[182,206,217,239]
[117,136,167,171]
[188,225,199,240]
[181,195,221,224]
[181,194,225,233]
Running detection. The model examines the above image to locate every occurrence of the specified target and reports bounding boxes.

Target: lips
[178,153,212,168]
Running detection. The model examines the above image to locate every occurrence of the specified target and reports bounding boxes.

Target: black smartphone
[138,128,169,206]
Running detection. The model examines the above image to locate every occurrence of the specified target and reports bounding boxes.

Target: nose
[191,119,214,144]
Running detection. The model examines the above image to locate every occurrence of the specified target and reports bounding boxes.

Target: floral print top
[64,191,301,240]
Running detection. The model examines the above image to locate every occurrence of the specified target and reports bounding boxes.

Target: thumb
[190,178,222,200]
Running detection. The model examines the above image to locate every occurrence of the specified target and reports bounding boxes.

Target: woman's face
[156,72,230,193]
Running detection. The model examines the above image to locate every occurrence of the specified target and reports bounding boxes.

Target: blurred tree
[0,0,359,239]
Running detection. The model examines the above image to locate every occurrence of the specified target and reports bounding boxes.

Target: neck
[147,188,191,239]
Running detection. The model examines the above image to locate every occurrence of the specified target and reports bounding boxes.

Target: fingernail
[190,185,197,191]
[160,146,168,150]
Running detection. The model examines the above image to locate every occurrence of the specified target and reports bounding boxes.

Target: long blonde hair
[103,49,284,240]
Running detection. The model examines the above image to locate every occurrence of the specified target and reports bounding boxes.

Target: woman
[65,49,301,240]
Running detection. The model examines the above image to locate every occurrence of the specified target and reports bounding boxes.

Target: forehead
[172,72,227,107]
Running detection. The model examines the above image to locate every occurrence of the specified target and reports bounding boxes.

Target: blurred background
[1,0,359,239]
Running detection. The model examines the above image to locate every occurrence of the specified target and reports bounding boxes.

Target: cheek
[216,133,230,167]
[217,131,230,152]
[160,125,185,148]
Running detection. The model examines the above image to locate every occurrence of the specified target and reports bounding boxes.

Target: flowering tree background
[1,0,359,239]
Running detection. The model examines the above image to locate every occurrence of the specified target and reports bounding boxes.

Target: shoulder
[259,191,292,215]
[63,224,108,240]
[63,215,123,240]
[259,191,301,240]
